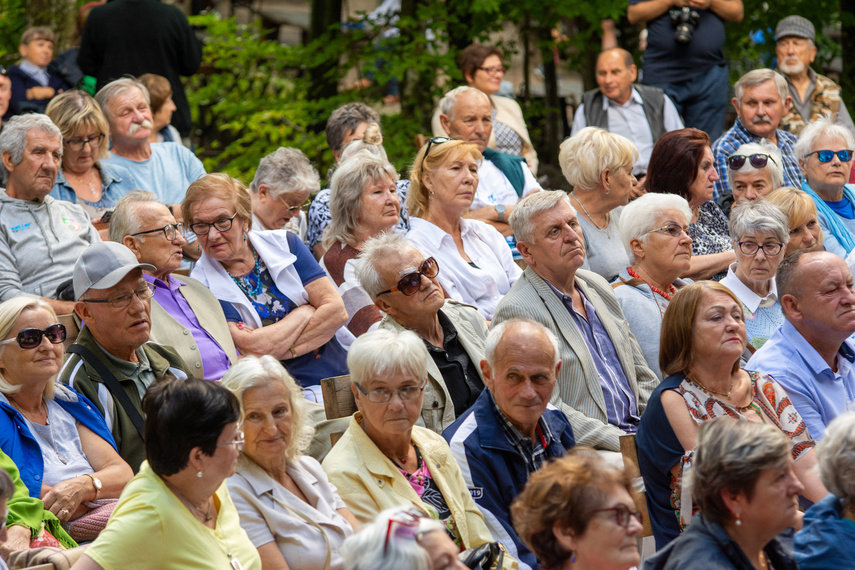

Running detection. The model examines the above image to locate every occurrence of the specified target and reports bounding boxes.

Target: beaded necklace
[227,248,264,298]
[627,267,676,301]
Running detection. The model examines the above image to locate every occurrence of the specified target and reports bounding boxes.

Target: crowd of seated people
[7,12,855,570]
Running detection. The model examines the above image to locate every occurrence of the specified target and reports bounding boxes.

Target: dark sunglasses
[727,153,777,170]
[378,257,440,296]
[805,149,855,163]
[0,324,66,349]
[419,137,451,173]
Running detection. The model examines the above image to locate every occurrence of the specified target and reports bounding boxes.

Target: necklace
[227,248,264,298]
[65,168,99,201]
[9,396,68,464]
[166,481,213,521]
[627,267,676,301]
[389,442,420,469]
[570,192,609,232]
[687,374,733,399]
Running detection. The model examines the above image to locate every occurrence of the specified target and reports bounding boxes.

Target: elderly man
[711,69,801,201]
[748,250,855,440]
[97,78,204,209]
[775,16,855,137]
[493,190,657,451]
[249,147,320,240]
[0,114,100,313]
[437,86,542,236]
[444,319,575,570]
[357,231,488,434]
[60,241,191,472]
[109,191,237,380]
[571,48,683,177]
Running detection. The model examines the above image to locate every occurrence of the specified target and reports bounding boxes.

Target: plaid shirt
[491,390,556,474]
[711,118,802,202]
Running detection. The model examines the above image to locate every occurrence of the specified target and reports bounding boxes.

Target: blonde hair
[765,186,824,237]
[408,139,481,218]
[182,173,254,230]
[559,127,638,191]
[46,90,111,161]
[0,297,59,399]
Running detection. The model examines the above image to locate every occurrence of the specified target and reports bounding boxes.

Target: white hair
[356,231,420,300]
[558,127,638,191]
[249,147,320,198]
[341,507,444,570]
[509,190,575,244]
[794,113,855,160]
[816,412,855,503]
[485,319,560,368]
[347,329,428,388]
[619,193,693,263]
[733,69,788,104]
[725,141,784,190]
[728,199,790,244]
[438,85,491,121]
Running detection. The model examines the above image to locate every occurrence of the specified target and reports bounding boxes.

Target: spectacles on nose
[81,283,156,309]
[216,430,244,453]
[419,137,452,174]
[277,195,310,214]
[64,134,106,152]
[738,241,784,256]
[590,504,643,528]
[377,257,440,296]
[644,222,697,239]
[805,149,854,163]
[354,379,428,403]
[477,66,507,75]
[0,324,66,349]
[189,213,238,236]
[130,222,185,241]
[727,153,777,170]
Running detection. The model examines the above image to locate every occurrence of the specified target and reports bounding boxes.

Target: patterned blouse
[491,108,524,157]
[691,201,733,281]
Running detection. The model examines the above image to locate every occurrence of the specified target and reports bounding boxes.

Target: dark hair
[142,376,240,476]
[325,103,380,154]
[457,44,504,82]
[776,248,813,299]
[644,128,710,200]
[137,74,173,115]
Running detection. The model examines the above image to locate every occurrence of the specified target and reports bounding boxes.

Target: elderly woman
[795,412,855,568]
[794,114,855,257]
[184,173,348,394]
[511,451,643,570]
[431,44,538,175]
[321,151,401,338]
[70,377,261,570]
[249,147,319,241]
[137,74,182,145]
[645,128,736,281]
[221,355,358,570]
[407,139,520,321]
[46,90,137,223]
[636,282,827,548]
[645,418,802,569]
[322,329,514,568]
[613,192,694,379]
[717,141,784,217]
[561,127,638,282]
[341,506,467,570]
[766,187,824,256]
[357,232,488,432]
[720,201,789,350]
[0,297,132,543]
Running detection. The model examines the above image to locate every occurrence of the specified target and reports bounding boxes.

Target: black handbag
[458,541,505,570]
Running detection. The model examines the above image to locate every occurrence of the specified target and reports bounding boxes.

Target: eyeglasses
[726,153,777,170]
[355,379,427,404]
[384,509,421,554]
[377,257,440,296]
[420,137,452,173]
[805,149,855,163]
[216,430,244,453]
[64,134,105,152]
[277,195,310,215]
[737,241,784,256]
[477,66,507,75]
[130,222,185,241]
[81,282,156,309]
[0,324,66,349]
[644,222,697,239]
[189,213,238,236]
[591,504,643,528]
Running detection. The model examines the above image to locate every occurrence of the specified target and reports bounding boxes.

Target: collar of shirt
[18,60,49,86]
[602,87,644,111]
[721,263,778,313]
[93,337,153,377]
[543,277,589,318]
[778,319,855,378]
[145,272,181,294]
[423,309,458,352]
[488,389,554,454]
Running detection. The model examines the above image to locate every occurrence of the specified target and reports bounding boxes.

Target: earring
[243,233,247,243]
[196,243,200,253]
[197,471,203,478]
[571,552,576,563]
[735,513,742,526]
[603,186,610,195]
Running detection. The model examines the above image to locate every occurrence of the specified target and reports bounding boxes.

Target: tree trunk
[308,0,342,104]
[400,0,434,132]
[26,0,76,51]
[537,25,561,169]
[841,0,855,113]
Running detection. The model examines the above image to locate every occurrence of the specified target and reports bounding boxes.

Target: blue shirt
[747,320,855,440]
[102,142,205,205]
[49,162,138,214]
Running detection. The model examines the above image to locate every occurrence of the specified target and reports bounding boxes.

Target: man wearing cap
[59,241,191,472]
[775,15,855,137]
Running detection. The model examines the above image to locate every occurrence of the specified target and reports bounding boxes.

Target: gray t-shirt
[579,206,629,283]
[21,398,93,487]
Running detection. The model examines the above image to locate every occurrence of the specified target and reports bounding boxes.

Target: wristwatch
[494,204,506,222]
[84,473,102,500]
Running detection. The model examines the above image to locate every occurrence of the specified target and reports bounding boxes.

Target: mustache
[128,119,153,135]
[752,115,773,125]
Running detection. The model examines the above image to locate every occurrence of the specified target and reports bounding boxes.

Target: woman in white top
[406,139,521,321]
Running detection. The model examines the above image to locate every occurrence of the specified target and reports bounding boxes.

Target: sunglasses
[378,257,439,296]
[419,137,451,173]
[805,149,854,163]
[726,153,777,170]
[0,324,66,349]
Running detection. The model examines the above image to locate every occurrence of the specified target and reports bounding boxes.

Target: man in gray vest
[571,48,683,179]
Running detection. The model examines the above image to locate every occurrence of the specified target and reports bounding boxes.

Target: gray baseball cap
[73,242,155,301]
[775,16,815,42]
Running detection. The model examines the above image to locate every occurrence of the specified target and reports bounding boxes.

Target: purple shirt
[146,273,231,380]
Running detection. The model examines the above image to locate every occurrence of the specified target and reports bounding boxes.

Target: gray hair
[509,190,575,244]
[325,102,380,153]
[485,319,560,368]
[438,86,491,122]
[726,141,785,190]
[728,199,790,244]
[794,113,855,160]
[220,355,314,460]
[356,231,419,300]
[775,248,816,299]
[0,114,62,175]
[249,147,320,199]
[108,190,160,243]
[816,412,855,504]
[323,150,399,249]
[95,77,150,121]
[734,69,789,104]
[340,507,444,570]
[558,127,638,191]
[618,193,693,263]
[347,329,428,388]
[690,417,790,526]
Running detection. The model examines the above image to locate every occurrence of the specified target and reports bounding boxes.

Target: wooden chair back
[619,433,654,538]
[321,375,356,420]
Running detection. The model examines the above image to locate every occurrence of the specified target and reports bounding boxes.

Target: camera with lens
[669,7,700,44]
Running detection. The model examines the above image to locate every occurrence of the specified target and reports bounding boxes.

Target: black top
[424,310,484,417]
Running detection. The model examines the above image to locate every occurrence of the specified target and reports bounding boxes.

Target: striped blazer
[493,266,659,451]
